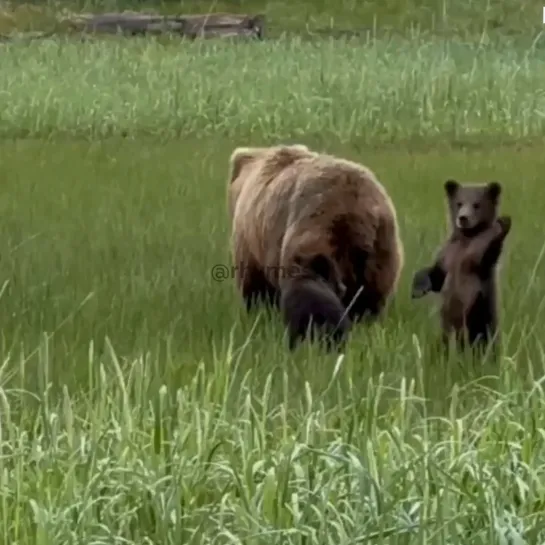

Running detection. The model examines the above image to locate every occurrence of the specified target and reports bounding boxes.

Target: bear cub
[412,179,511,355]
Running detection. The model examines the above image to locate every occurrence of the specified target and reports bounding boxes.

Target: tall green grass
[2,339,545,544]
[1,14,545,543]
[0,35,545,141]
[2,136,545,542]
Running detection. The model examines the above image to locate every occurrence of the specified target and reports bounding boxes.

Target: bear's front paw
[411,268,432,299]
[497,216,512,235]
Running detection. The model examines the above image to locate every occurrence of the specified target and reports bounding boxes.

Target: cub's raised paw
[497,216,512,235]
[411,268,432,299]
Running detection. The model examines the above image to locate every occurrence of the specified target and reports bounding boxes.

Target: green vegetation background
[1,1,545,543]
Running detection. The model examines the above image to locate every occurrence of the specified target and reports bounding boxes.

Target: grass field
[2,0,545,543]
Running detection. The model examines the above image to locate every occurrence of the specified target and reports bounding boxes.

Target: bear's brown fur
[227,143,404,349]
[412,180,511,355]
[280,274,351,350]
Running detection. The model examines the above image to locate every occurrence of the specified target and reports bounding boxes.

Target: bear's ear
[289,144,311,153]
[228,147,263,184]
[486,181,502,201]
[444,179,459,197]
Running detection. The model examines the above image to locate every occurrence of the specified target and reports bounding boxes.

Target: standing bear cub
[412,179,511,355]
[227,144,404,350]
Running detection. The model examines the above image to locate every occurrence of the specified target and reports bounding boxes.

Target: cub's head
[444,179,502,235]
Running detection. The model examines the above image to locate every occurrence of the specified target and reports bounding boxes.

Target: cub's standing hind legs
[465,215,511,358]
[442,322,500,363]
[441,216,511,358]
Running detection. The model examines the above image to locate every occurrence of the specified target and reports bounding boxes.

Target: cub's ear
[444,179,459,196]
[486,181,502,201]
[228,147,263,185]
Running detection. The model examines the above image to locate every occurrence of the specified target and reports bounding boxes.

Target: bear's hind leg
[345,287,384,323]
[232,234,279,311]
[280,277,351,351]
[240,267,279,311]
[342,247,385,322]
[233,259,279,311]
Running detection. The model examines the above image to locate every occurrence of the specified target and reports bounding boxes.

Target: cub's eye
[456,202,462,208]
[473,203,480,210]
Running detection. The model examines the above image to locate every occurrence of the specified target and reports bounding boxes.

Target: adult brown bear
[227,144,404,349]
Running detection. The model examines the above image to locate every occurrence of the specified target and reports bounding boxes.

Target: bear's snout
[456,205,474,229]
[456,214,469,228]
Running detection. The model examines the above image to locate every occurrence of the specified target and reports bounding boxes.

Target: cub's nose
[457,214,469,228]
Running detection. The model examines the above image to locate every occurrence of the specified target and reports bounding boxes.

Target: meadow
[1,0,545,543]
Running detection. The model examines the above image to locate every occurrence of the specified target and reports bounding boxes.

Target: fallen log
[63,11,265,40]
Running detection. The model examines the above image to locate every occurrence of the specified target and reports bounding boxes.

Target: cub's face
[445,179,501,234]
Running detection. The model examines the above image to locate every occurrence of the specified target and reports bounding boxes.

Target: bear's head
[444,179,502,235]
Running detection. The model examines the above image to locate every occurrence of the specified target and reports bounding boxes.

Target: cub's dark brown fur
[412,180,511,355]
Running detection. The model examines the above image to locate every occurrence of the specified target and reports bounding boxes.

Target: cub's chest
[442,239,476,274]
